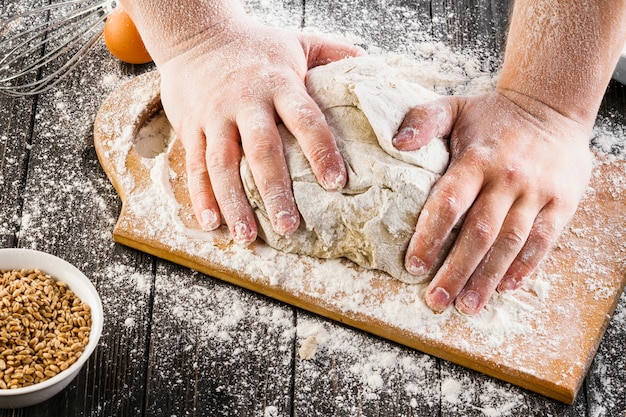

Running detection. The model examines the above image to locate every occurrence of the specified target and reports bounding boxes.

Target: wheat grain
[0,269,92,389]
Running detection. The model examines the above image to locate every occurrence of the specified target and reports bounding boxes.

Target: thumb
[299,33,366,68]
[393,96,459,151]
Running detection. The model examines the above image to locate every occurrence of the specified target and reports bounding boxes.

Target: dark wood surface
[1,0,625,416]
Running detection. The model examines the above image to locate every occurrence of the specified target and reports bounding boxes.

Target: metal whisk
[0,0,116,97]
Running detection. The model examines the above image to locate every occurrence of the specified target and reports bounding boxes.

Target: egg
[103,6,152,65]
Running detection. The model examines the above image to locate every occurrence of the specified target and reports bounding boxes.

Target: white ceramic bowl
[0,248,104,409]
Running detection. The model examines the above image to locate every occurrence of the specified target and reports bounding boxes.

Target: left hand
[393,90,593,314]
[155,18,364,243]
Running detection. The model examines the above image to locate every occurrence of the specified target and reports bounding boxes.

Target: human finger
[300,34,366,68]
[204,120,258,244]
[497,203,565,292]
[179,125,221,231]
[274,77,347,191]
[393,97,457,151]
[454,198,537,314]
[404,160,483,281]
[423,180,515,312]
[237,102,300,236]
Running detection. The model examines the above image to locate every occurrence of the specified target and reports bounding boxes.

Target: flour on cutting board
[2,0,621,413]
[90,5,626,412]
[101,48,624,365]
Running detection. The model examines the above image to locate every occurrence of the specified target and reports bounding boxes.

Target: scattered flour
[441,377,464,404]
[92,16,626,411]
[263,405,279,417]
[2,0,624,415]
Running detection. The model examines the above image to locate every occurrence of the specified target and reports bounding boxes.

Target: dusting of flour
[96,45,626,415]
[2,0,623,415]
[88,1,626,416]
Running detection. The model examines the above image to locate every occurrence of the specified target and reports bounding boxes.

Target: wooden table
[1,0,625,416]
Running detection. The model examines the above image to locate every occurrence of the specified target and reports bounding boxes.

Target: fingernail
[426,287,450,311]
[406,256,428,276]
[498,276,518,292]
[233,221,255,244]
[200,209,220,231]
[392,127,415,148]
[274,211,299,236]
[457,291,480,314]
[322,166,346,191]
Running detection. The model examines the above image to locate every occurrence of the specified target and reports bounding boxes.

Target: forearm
[118,0,246,65]
[497,0,626,130]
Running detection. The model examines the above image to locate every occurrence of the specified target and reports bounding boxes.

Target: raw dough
[241,56,450,284]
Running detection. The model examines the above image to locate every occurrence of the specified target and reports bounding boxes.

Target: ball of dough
[242,56,452,284]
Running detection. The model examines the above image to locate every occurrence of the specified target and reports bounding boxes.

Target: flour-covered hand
[121,0,364,244]
[392,0,625,315]
[394,91,593,315]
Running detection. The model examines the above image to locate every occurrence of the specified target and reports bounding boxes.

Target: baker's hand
[393,91,593,315]
[157,17,364,244]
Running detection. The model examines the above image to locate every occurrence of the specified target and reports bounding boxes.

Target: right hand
[394,90,593,314]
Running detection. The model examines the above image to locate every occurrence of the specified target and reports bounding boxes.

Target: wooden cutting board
[94,71,626,404]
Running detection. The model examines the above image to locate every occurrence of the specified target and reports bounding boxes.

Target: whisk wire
[0,0,116,97]
[2,18,106,96]
[5,9,108,71]
[1,1,108,48]
[2,8,103,69]
[15,33,104,96]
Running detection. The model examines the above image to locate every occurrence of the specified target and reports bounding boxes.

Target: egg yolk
[103,6,152,65]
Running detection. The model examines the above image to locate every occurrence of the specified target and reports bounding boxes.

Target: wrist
[495,78,599,134]
[493,86,595,142]
[118,0,246,65]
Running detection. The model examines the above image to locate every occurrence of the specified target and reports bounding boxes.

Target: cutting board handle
[94,71,163,202]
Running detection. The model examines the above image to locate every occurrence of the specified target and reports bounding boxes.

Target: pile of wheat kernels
[0,269,92,389]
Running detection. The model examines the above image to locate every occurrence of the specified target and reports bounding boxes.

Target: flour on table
[298,335,318,360]
[95,36,626,408]
[242,56,451,284]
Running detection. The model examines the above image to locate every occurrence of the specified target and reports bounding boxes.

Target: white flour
[89,0,626,408]
[3,0,624,415]
[93,26,626,414]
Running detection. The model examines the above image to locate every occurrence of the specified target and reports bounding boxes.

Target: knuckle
[219,194,249,218]
[498,226,526,252]
[186,170,210,190]
[206,145,241,173]
[500,163,528,187]
[512,245,541,279]
[263,68,288,84]
[518,219,558,267]
[432,188,463,223]
[467,218,498,248]
[242,112,275,138]
[442,263,471,287]
[306,141,336,166]
[509,216,561,279]
[261,184,293,208]
[190,189,214,206]
[247,137,281,165]
[205,153,229,173]
[409,230,444,263]
[460,146,489,168]
[294,106,326,133]
[405,105,430,123]
[532,226,556,253]
[233,78,261,105]
[185,155,207,173]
